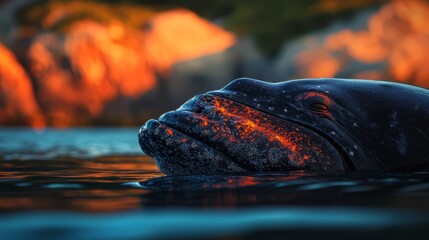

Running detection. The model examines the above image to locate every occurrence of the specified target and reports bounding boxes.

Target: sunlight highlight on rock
[0,43,45,128]
[0,7,235,127]
[294,0,429,87]
[142,9,236,72]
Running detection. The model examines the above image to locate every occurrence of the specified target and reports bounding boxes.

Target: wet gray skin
[139,78,429,175]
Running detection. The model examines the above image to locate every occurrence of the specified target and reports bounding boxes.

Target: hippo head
[139,78,429,175]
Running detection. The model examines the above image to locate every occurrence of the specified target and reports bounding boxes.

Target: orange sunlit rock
[65,20,156,99]
[26,22,157,126]
[291,0,429,87]
[8,8,236,127]
[296,48,341,78]
[328,31,388,63]
[0,43,45,127]
[142,9,236,73]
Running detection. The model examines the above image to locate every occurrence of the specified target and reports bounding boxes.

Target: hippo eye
[309,102,328,112]
[303,92,331,115]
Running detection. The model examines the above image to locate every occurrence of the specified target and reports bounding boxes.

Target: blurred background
[1,0,428,128]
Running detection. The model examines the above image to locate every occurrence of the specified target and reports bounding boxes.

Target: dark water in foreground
[1,128,429,239]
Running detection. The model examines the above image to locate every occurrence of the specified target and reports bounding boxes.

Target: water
[0,128,143,160]
[1,128,429,239]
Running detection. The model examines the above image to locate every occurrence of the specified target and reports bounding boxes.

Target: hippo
[138,78,429,175]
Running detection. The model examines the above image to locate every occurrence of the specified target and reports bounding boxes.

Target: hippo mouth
[139,94,345,175]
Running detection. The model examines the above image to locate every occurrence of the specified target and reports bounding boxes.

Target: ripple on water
[43,183,83,189]
[298,181,359,191]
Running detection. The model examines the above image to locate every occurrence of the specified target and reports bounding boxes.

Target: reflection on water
[139,172,429,212]
[0,156,161,212]
[0,128,161,212]
[1,128,429,239]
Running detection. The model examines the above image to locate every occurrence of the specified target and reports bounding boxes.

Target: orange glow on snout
[202,98,327,168]
[212,100,300,151]
[166,129,174,136]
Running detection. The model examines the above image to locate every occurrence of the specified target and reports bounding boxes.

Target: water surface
[1,128,429,239]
